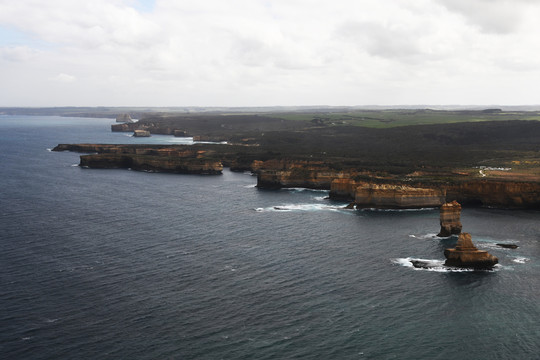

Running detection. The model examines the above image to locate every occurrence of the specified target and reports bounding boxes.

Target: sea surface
[1,115,539,359]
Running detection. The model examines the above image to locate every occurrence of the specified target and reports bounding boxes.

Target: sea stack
[437,200,462,237]
[116,114,133,123]
[444,233,498,269]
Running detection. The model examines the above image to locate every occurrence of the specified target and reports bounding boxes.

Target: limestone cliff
[447,180,540,208]
[254,160,356,189]
[444,233,498,269]
[330,178,358,200]
[80,154,222,174]
[354,182,446,209]
[437,201,462,237]
[54,144,222,174]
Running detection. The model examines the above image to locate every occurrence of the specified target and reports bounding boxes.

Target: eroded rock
[444,233,498,269]
[438,201,462,237]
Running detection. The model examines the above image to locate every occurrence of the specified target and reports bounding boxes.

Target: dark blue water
[1,116,539,359]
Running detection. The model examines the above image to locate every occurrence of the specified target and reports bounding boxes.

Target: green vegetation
[271,109,540,128]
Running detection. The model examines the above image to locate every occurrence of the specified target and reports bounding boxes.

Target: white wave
[255,203,346,212]
[409,233,440,240]
[281,188,330,194]
[359,207,437,212]
[71,163,79,167]
[512,257,530,264]
[46,148,52,152]
[243,184,257,188]
[392,257,481,272]
[313,195,330,201]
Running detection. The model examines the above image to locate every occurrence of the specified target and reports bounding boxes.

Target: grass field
[271,109,540,128]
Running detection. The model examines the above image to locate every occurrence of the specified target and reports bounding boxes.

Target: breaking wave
[392,257,500,272]
[512,257,530,264]
[254,203,348,212]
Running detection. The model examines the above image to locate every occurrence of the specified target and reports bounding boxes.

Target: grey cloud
[0,46,37,62]
[336,21,422,61]
[436,0,534,34]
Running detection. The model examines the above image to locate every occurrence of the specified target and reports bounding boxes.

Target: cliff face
[254,160,356,189]
[327,176,540,209]
[438,201,462,237]
[354,182,446,209]
[330,179,358,200]
[80,154,222,174]
[54,144,222,174]
[447,180,540,208]
[444,233,498,269]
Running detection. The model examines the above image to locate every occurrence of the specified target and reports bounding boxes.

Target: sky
[1,0,540,107]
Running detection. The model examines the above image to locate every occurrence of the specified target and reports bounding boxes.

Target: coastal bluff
[52,144,223,174]
[53,144,540,209]
[354,183,445,209]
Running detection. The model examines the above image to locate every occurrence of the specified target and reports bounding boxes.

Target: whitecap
[359,207,436,212]
[512,257,530,264]
[281,188,330,194]
[71,164,79,167]
[409,233,440,240]
[260,203,347,212]
[46,148,52,152]
[392,257,481,272]
[243,184,257,188]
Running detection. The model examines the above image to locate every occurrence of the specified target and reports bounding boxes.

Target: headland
[51,108,540,209]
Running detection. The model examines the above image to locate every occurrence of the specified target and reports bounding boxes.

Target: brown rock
[437,200,462,237]
[133,130,151,137]
[444,233,498,269]
[330,178,357,200]
[354,183,446,209]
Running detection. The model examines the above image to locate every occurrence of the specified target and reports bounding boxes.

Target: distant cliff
[253,159,357,189]
[53,144,540,209]
[327,178,540,209]
[354,182,446,209]
[53,144,223,175]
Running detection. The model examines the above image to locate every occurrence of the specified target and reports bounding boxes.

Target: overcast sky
[1,0,539,107]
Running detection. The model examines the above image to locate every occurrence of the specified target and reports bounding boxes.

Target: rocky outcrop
[116,114,133,123]
[496,243,518,249]
[133,130,150,137]
[437,201,462,237]
[354,182,446,209]
[444,233,498,269]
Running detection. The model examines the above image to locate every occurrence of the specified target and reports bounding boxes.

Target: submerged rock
[437,201,462,237]
[444,233,498,269]
[496,243,518,249]
[410,260,433,269]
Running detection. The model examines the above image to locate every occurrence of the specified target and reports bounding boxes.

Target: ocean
[0,115,539,359]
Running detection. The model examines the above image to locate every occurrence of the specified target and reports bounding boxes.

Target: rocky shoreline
[53,143,540,209]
